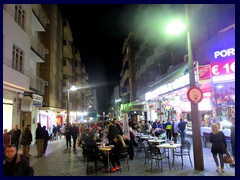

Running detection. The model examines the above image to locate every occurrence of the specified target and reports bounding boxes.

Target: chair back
[181,140,191,152]
[143,140,149,148]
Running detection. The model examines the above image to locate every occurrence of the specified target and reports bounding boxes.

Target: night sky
[58,4,138,114]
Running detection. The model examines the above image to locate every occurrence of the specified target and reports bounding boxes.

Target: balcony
[146,55,155,68]
[63,40,73,58]
[75,48,81,61]
[75,66,81,74]
[137,43,147,56]
[122,53,129,68]
[63,20,73,42]
[30,37,49,62]
[120,86,129,97]
[32,4,49,31]
[154,44,166,59]
[63,60,73,76]
[120,69,129,86]
[29,76,46,95]
[82,66,86,73]
[3,64,30,91]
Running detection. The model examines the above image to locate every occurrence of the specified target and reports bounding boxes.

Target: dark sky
[58,4,137,113]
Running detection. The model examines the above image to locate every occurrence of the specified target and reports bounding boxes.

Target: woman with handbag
[209,123,227,173]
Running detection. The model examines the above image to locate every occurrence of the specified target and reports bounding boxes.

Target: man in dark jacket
[3,145,34,176]
[8,124,21,152]
[107,121,118,144]
[35,123,44,157]
[20,126,32,156]
[178,118,188,142]
[113,118,123,136]
[70,123,79,150]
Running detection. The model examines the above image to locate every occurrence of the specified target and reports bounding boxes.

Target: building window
[12,44,24,73]
[14,4,26,30]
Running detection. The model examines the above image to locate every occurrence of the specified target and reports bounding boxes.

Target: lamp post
[166,4,204,171]
[66,86,78,124]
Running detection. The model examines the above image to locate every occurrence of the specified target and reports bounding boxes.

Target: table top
[99,146,112,151]
[140,136,154,140]
[157,143,181,149]
[148,139,166,143]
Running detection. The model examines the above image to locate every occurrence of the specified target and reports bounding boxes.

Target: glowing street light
[165,4,204,171]
[67,85,78,124]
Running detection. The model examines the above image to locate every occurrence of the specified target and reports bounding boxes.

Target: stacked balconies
[63,59,73,77]
[29,76,46,95]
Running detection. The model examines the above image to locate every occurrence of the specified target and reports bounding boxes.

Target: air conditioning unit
[44,81,48,86]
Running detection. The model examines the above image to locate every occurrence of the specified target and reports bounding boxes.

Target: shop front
[195,28,235,124]
[144,70,214,127]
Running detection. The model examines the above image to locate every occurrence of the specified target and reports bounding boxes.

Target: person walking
[70,123,79,150]
[35,123,44,158]
[8,124,21,152]
[178,118,187,142]
[209,123,227,173]
[42,126,49,154]
[65,123,72,149]
[3,145,34,176]
[20,126,32,157]
[165,119,172,141]
[171,119,179,143]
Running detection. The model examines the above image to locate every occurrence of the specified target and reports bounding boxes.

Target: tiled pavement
[20,138,235,176]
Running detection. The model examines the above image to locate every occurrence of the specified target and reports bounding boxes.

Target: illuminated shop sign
[211,48,235,84]
[145,73,190,101]
[211,59,235,76]
[214,48,235,59]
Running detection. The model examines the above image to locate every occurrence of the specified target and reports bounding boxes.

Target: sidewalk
[24,138,235,176]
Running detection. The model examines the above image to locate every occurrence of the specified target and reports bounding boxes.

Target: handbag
[223,149,235,164]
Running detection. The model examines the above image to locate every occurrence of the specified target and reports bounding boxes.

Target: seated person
[155,128,165,137]
[109,135,126,172]
[123,136,134,160]
[84,134,108,167]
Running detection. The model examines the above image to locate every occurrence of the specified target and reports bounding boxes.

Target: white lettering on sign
[211,65,220,75]
[214,48,235,59]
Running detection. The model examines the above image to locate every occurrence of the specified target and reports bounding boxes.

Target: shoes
[215,167,220,172]
[221,169,225,173]
[116,166,121,170]
[111,167,117,172]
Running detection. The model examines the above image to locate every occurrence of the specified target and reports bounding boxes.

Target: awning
[148,62,188,91]
[21,96,33,112]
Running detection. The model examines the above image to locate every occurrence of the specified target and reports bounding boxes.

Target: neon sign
[214,48,235,59]
[211,59,235,76]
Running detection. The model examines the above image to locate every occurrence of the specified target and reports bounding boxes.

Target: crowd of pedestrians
[3,115,235,176]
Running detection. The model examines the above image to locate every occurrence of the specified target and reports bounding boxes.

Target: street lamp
[67,85,78,124]
[165,4,204,171]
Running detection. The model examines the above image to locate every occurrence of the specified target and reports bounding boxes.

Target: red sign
[187,86,203,104]
[198,64,211,82]
[211,59,235,76]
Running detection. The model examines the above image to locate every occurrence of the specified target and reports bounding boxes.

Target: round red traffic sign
[187,86,203,104]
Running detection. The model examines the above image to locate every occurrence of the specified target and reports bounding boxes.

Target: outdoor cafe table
[99,146,113,172]
[157,143,181,167]
[148,139,166,145]
[140,136,154,140]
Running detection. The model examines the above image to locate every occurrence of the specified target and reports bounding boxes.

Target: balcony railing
[32,4,50,29]
[29,76,46,94]
[31,37,49,61]
[63,20,73,41]
[63,40,73,58]
[120,69,129,86]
